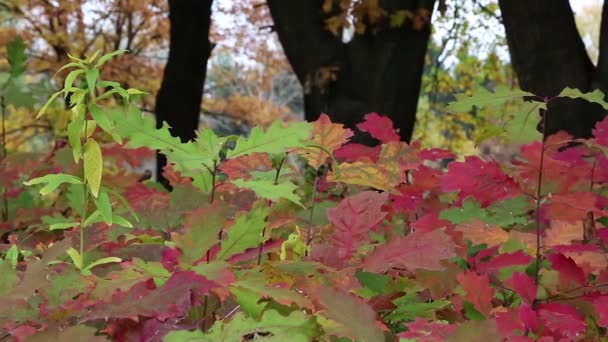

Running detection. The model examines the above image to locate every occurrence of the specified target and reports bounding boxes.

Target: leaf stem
[201,295,209,331]
[1,96,6,160]
[533,105,549,296]
[1,95,7,223]
[257,155,286,265]
[208,161,217,205]
[80,119,90,260]
[589,156,597,192]
[305,175,319,253]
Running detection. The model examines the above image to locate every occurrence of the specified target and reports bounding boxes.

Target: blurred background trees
[0,0,605,167]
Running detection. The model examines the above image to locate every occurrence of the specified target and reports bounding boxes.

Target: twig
[257,155,286,265]
[533,104,550,299]
[1,95,7,223]
[305,175,319,250]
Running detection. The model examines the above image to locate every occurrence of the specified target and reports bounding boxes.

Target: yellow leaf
[377,141,419,182]
[327,161,399,193]
[83,139,103,197]
[543,220,581,247]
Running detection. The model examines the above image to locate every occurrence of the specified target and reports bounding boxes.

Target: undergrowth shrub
[2,51,608,341]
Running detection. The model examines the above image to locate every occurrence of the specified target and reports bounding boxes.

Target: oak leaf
[327,191,388,264]
[356,112,400,143]
[456,271,494,317]
[363,230,456,272]
[299,114,353,169]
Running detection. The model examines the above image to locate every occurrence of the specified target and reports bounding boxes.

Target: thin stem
[533,106,549,293]
[1,96,6,159]
[1,96,7,222]
[208,160,218,204]
[305,175,319,252]
[80,119,90,259]
[257,155,286,265]
[490,280,516,294]
[222,304,241,320]
[542,282,608,302]
[201,295,209,331]
[201,161,218,330]
[589,156,597,192]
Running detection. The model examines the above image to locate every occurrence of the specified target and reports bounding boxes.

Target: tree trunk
[499,0,608,138]
[155,0,213,188]
[267,0,436,144]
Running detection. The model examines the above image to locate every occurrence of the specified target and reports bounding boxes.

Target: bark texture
[499,0,608,138]
[155,0,213,188]
[268,0,436,144]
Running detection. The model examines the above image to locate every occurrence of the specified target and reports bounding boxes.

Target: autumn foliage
[4,53,608,342]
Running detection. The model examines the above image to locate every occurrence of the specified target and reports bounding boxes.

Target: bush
[2,51,608,341]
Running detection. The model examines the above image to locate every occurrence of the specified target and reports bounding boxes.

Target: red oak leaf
[391,185,426,213]
[8,326,37,342]
[410,213,453,234]
[399,319,457,341]
[87,271,217,321]
[543,192,606,223]
[161,247,180,271]
[441,156,519,206]
[457,271,494,316]
[470,246,500,268]
[391,166,444,215]
[363,229,456,272]
[219,152,272,180]
[520,303,539,333]
[513,142,576,193]
[411,165,443,189]
[334,143,381,162]
[227,239,283,264]
[356,112,400,143]
[495,308,526,338]
[592,154,608,184]
[537,302,586,339]
[550,244,601,254]
[104,317,182,342]
[161,163,192,186]
[505,272,536,304]
[592,296,608,328]
[103,144,154,168]
[593,116,608,147]
[477,251,533,274]
[546,253,587,287]
[327,191,388,265]
[124,183,170,213]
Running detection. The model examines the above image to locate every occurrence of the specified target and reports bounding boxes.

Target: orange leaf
[299,114,353,170]
[456,220,509,247]
[457,271,495,317]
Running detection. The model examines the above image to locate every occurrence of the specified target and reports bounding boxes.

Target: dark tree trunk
[267,0,436,144]
[499,0,608,138]
[155,0,213,188]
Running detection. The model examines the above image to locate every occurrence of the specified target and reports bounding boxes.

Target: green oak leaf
[386,292,451,321]
[231,179,303,208]
[440,198,489,224]
[165,309,321,342]
[216,206,268,261]
[447,85,532,113]
[227,120,312,158]
[559,87,608,110]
